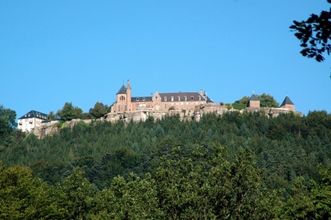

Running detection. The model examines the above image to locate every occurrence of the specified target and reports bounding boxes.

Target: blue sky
[1,0,330,119]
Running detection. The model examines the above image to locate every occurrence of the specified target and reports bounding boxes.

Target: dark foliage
[290,6,331,62]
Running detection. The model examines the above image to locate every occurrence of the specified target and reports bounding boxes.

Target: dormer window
[164,96,167,101]
[184,96,187,101]
[199,96,201,101]
[142,98,145,101]
[136,98,139,101]
[178,96,180,101]
[191,96,194,100]
[171,96,174,101]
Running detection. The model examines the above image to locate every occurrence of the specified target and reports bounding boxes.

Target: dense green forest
[1,107,331,219]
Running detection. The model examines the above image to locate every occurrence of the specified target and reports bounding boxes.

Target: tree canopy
[0,105,16,147]
[259,93,279,107]
[88,102,109,119]
[233,93,279,109]
[1,105,331,218]
[57,102,83,121]
[290,2,331,63]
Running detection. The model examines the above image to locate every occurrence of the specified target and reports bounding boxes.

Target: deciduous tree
[88,102,109,119]
[57,102,83,121]
[290,1,331,74]
[0,105,16,147]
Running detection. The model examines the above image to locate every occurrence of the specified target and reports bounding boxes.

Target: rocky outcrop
[32,103,301,139]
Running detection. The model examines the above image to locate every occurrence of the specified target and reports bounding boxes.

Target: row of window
[119,96,203,102]
[163,96,201,102]
[23,114,47,119]
[119,96,147,102]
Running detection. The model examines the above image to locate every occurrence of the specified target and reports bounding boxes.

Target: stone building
[111,80,213,113]
[280,96,295,112]
[247,94,260,108]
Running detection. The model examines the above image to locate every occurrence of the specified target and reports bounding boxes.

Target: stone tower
[247,94,260,108]
[280,96,295,112]
[126,79,132,111]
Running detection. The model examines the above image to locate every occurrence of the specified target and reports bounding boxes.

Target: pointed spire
[280,96,294,106]
[250,94,259,101]
[116,85,127,94]
[127,79,131,89]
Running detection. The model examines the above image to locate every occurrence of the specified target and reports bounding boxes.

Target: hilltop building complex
[110,80,213,113]
[105,80,300,123]
[17,80,300,137]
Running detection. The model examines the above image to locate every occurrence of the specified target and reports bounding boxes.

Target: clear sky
[1,0,330,120]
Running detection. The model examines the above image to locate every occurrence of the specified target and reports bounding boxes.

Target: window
[164,96,167,101]
[136,98,139,101]
[191,96,194,101]
[124,105,127,111]
[178,96,180,101]
[199,96,201,100]
[118,106,121,111]
[120,96,125,101]
[171,96,174,101]
[184,96,187,101]
[142,98,145,101]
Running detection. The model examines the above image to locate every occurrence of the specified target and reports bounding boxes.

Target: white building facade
[18,110,48,132]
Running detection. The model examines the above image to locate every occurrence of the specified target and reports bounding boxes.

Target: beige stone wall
[248,100,260,108]
[33,120,59,138]
[280,104,295,112]
[32,102,300,139]
[113,98,207,114]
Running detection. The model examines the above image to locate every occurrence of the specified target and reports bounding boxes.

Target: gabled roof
[19,110,48,120]
[250,94,259,101]
[116,85,127,95]
[280,96,294,106]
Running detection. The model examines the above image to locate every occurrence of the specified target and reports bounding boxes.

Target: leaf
[295,33,303,40]
[315,54,325,62]
[310,14,319,20]
[293,20,301,26]
[309,39,316,46]
[300,49,308,56]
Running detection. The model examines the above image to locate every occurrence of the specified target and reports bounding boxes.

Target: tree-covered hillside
[1,110,331,218]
